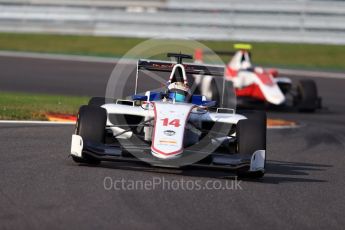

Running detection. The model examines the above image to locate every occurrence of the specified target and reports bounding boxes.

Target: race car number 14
[161,118,181,127]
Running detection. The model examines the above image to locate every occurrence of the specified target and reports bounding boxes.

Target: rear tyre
[72,105,107,165]
[236,110,266,179]
[295,80,319,112]
[199,76,220,106]
[88,97,114,107]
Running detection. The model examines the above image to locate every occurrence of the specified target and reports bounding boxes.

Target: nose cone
[262,84,286,105]
[151,102,194,159]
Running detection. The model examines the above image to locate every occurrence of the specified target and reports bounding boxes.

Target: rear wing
[194,44,252,62]
[135,58,233,108]
[201,50,237,57]
[137,59,225,77]
[202,50,252,58]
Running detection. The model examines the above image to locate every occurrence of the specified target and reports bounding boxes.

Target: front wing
[71,134,265,172]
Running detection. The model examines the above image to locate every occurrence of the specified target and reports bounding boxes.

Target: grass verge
[0,91,88,120]
[0,33,344,70]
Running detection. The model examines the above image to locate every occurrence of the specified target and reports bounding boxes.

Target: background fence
[0,0,344,44]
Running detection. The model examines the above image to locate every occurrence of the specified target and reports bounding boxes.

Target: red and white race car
[195,44,322,112]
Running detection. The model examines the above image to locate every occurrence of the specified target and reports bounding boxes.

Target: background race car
[194,44,322,112]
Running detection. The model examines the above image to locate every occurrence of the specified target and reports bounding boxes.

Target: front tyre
[72,105,107,165]
[295,80,319,112]
[236,110,266,179]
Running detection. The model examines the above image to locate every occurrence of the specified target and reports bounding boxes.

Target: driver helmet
[168,82,191,102]
[241,60,252,69]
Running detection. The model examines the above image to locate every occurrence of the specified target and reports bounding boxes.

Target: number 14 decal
[161,118,181,127]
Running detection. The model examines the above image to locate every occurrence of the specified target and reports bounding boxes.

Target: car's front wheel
[295,80,319,112]
[72,105,107,165]
[236,110,266,178]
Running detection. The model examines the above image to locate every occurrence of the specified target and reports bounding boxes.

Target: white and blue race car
[70,53,267,178]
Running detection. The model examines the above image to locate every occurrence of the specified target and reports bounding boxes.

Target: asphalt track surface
[1,55,345,229]
[0,55,114,96]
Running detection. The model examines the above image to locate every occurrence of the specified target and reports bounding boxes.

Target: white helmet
[168,82,191,102]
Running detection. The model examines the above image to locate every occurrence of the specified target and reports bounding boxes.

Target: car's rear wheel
[295,80,319,112]
[72,105,107,165]
[197,75,236,108]
[88,97,114,107]
[197,75,220,105]
[236,110,266,178]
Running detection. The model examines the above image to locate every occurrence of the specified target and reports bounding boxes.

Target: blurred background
[0,0,344,44]
[0,0,344,120]
[0,0,344,69]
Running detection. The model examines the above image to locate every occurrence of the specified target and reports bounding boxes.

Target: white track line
[278,68,345,80]
[0,120,74,125]
[0,50,123,64]
[0,50,344,79]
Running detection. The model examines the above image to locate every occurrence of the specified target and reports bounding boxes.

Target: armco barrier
[0,0,344,44]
